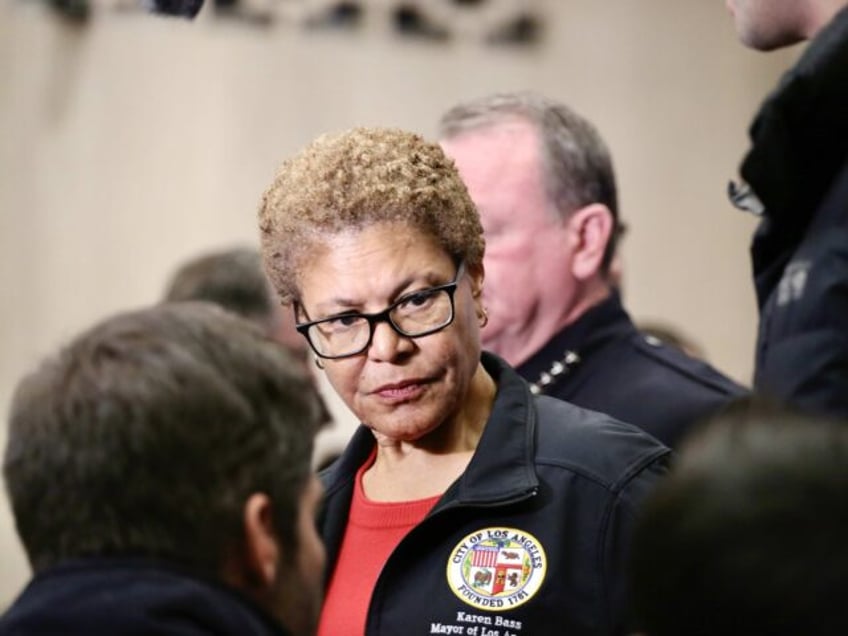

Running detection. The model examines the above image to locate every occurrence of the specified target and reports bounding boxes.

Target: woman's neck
[362,364,496,502]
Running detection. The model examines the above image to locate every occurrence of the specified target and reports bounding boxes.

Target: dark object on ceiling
[148,0,205,19]
[305,1,363,29]
[487,12,543,45]
[49,0,91,22]
[393,4,449,40]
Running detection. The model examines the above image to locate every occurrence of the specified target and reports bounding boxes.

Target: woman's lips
[372,379,429,402]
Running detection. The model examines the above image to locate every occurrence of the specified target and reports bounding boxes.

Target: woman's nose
[367,319,414,361]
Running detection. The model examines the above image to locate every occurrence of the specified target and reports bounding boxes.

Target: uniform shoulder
[626,333,748,398]
[533,396,671,492]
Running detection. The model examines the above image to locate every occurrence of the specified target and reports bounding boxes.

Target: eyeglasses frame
[294,262,465,360]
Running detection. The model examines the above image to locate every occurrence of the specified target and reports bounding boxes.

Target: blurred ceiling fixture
[303,1,362,28]
[135,0,542,42]
[213,0,277,26]
[49,0,91,21]
[144,0,204,18]
[486,9,541,44]
[270,0,360,27]
[398,0,544,44]
[392,3,449,40]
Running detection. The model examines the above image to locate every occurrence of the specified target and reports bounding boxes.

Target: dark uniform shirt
[0,558,291,636]
[517,293,747,448]
[736,6,848,419]
[319,353,670,636]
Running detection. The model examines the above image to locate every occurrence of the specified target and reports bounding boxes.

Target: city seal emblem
[446,527,547,611]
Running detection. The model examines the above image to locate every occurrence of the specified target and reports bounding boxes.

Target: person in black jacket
[258,126,670,636]
[630,401,848,636]
[1,303,328,636]
[439,91,747,449]
[724,0,848,419]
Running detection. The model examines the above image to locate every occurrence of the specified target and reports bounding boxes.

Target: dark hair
[630,400,848,636]
[3,302,327,575]
[163,247,280,335]
[439,91,620,271]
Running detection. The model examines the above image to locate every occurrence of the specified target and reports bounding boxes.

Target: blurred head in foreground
[163,245,308,361]
[630,400,848,636]
[3,302,328,636]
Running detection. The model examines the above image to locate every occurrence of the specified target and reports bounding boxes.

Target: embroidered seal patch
[446,527,547,611]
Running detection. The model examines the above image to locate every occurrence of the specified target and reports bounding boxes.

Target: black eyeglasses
[296,262,465,360]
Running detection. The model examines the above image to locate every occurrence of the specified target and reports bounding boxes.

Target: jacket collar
[517,291,635,383]
[1,558,291,636]
[443,352,539,509]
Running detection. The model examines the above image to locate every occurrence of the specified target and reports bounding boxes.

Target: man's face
[441,120,578,367]
[276,475,325,636]
[725,0,808,50]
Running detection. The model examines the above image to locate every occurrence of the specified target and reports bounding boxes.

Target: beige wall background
[1,0,796,606]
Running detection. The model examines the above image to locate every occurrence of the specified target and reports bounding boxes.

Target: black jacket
[0,559,291,636]
[319,353,670,636]
[739,6,848,418]
[517,293,747,448]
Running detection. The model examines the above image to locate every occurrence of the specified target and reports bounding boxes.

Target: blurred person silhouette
[259,126,670,636]
[439,91,747,449]
[725,0,847,50]
[1,302,328,636]
[163,246,308,363]
[724,0,848,419]
[162,246,347,468]
[630,399,848,636]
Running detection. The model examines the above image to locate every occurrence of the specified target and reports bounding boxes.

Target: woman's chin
[368,419,441,447]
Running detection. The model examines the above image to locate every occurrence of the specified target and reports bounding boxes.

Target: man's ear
[242,493,281,588]
[565,203,614,281]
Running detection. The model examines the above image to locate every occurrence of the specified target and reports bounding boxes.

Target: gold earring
[479,307,489,328]
[314,357,325,370]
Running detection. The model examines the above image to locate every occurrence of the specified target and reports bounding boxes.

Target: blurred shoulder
[625,332,748,398]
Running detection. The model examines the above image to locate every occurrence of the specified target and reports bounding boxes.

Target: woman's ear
[242,493,281,588]
[565,203,614,281]
[465,261,487,326]
[292,301,306,324]
[466,260,485,300]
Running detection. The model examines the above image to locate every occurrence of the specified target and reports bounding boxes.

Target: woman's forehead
[294,226,455,306]
[299,223,448,268]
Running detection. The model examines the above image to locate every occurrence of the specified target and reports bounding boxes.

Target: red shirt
[316,453,440,636]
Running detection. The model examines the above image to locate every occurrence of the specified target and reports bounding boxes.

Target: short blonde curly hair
[259,127,484,304]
